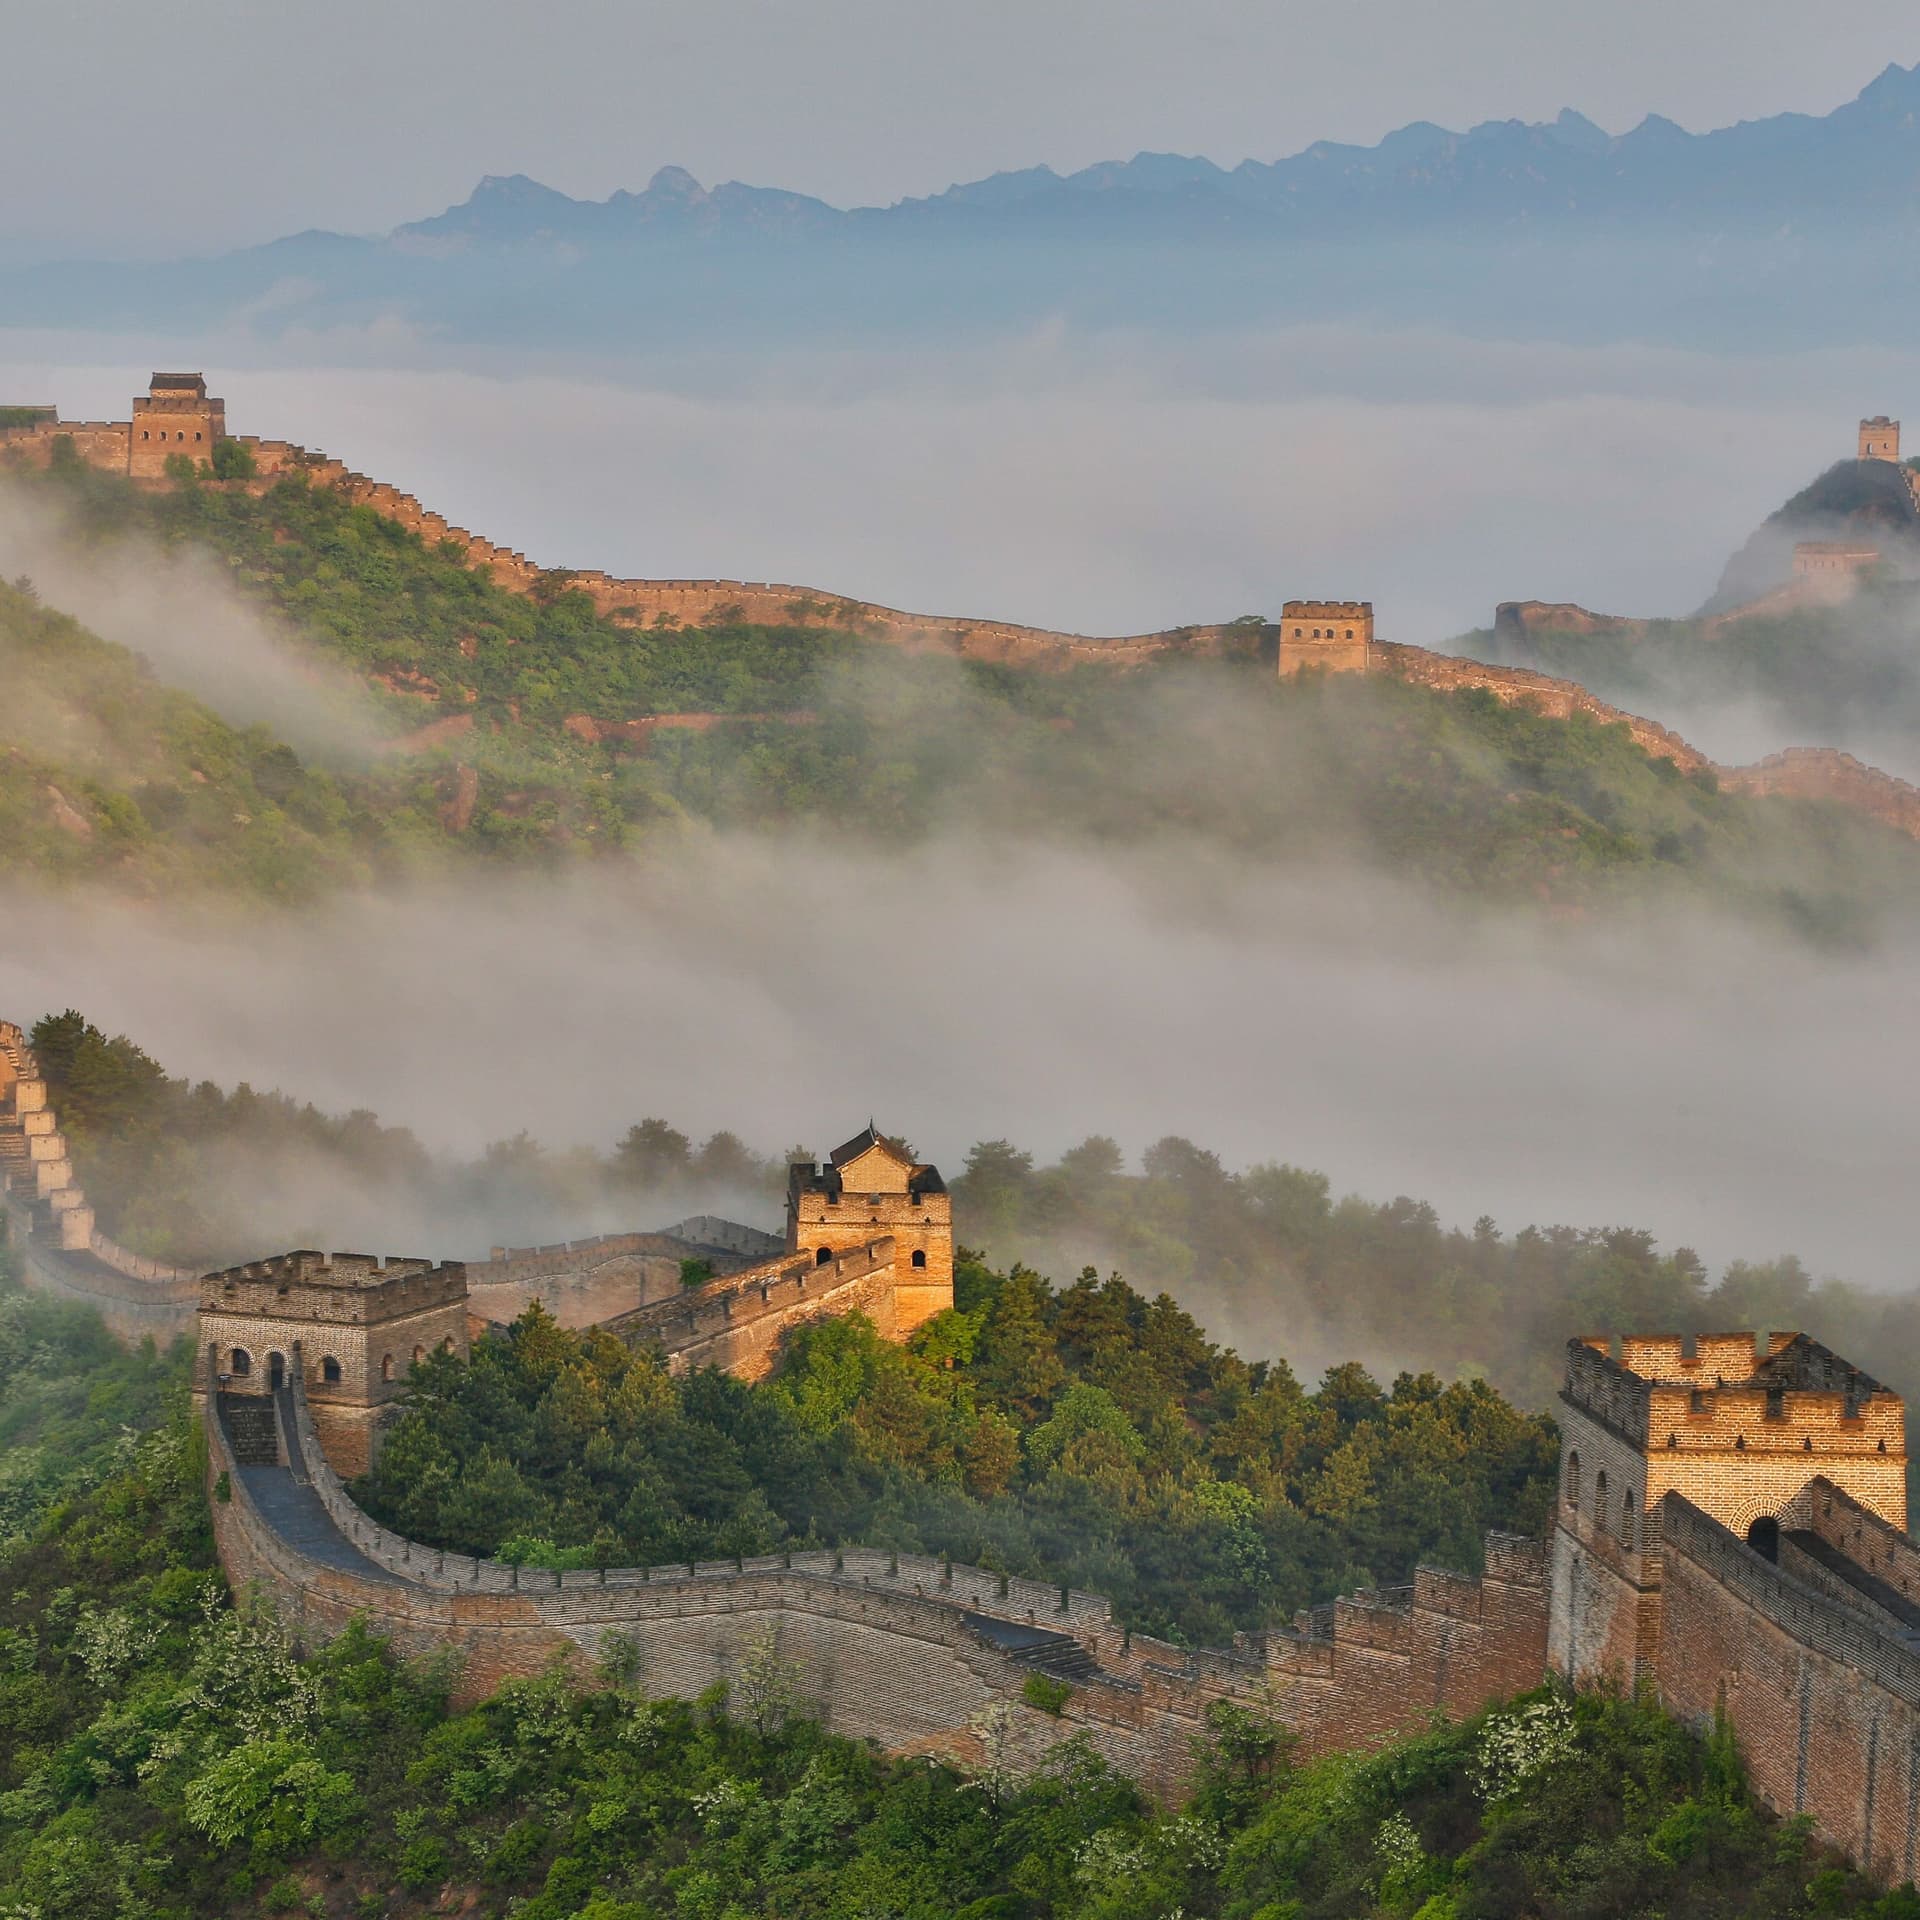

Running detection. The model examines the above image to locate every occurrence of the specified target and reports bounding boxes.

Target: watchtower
[1859,416,1901,463]
[130,372,226,478]
[1278,601,1373,678]
[1550,1332,1906,1687]
[197,1250,471,1474]
[786,1127,952,1334]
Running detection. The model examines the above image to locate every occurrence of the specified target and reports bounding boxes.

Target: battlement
[1565,1332,1901,1451]
[1283,600,1373,621]
[201,1250,468,1324]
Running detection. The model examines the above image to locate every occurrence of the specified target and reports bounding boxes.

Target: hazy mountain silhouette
[9,61,1920,349]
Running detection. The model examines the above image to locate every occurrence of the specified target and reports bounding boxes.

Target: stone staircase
[963,1611,1103,1683]
[221,1396,281,1467]
[0,1033,43,1231]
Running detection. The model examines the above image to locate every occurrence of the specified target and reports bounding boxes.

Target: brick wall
[606,1239,908,1380]
[466,1232,721,1328]
[1660,1493,1920,1886]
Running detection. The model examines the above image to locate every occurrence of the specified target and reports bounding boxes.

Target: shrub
[1021,1671,1072,1715]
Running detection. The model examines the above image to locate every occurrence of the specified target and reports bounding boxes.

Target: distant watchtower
[1278,601,1373,678]
[196,1250,471,1474]
[787,1127,952,1334]
[1859,416,1901,463]
[130,372,226,478]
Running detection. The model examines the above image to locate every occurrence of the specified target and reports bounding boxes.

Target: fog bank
[1,842,1915,1291]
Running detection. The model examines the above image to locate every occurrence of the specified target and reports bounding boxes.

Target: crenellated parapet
[1563,1333,1905,1499]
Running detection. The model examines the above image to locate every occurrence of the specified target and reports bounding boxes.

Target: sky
[5,0,1919,257]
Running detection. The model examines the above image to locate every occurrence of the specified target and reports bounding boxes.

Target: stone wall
[1549,1392,1661,1688]
[0,419,133,471]
[606,1238,908,1381]
[203,1358,1551,1802]
[467,1232,728,1329]
[1659,1491,1920,1887]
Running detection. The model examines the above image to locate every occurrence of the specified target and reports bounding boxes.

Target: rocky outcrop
[1706,457,1920,614]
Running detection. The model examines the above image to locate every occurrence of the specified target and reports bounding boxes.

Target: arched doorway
[268,1352,285,1390]
[1747,1516,1780,1564]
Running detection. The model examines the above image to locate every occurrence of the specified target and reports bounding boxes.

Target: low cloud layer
[1,843,1915,1295]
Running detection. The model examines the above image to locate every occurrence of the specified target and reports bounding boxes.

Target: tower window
[320,1355,342,1383]
[229,1346,251,1376]
[911,1249,928,1269]
[815,1247,832,1266]
[381,1353,395,1381]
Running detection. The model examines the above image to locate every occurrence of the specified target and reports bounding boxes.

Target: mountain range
[401,60,1920,248]
[8,60,1920,351]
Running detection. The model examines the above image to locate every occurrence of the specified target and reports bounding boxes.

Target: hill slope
[11,457,1920,930]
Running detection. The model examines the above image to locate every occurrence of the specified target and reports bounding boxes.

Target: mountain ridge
[11,58,1920,349]
[382,57,1920,249]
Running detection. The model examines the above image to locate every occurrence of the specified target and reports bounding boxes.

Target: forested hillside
[357,1272,1558,1646]
[0,1247,1913,1918]
[5,459,1920,931]
[29,1011,1920,1425]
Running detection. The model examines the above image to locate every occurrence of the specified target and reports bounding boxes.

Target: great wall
[8,382,1920,1873]
[7,1012,1920,1875]
[11,377,1920,844]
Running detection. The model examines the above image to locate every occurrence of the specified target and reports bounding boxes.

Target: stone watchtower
[786,1127,953,1334]
[196,1251,471,1475]
[129,372,226,478]
[1550,1332,1907,1687]
[1278,601,1373,678]
[1859,417,1902,463]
